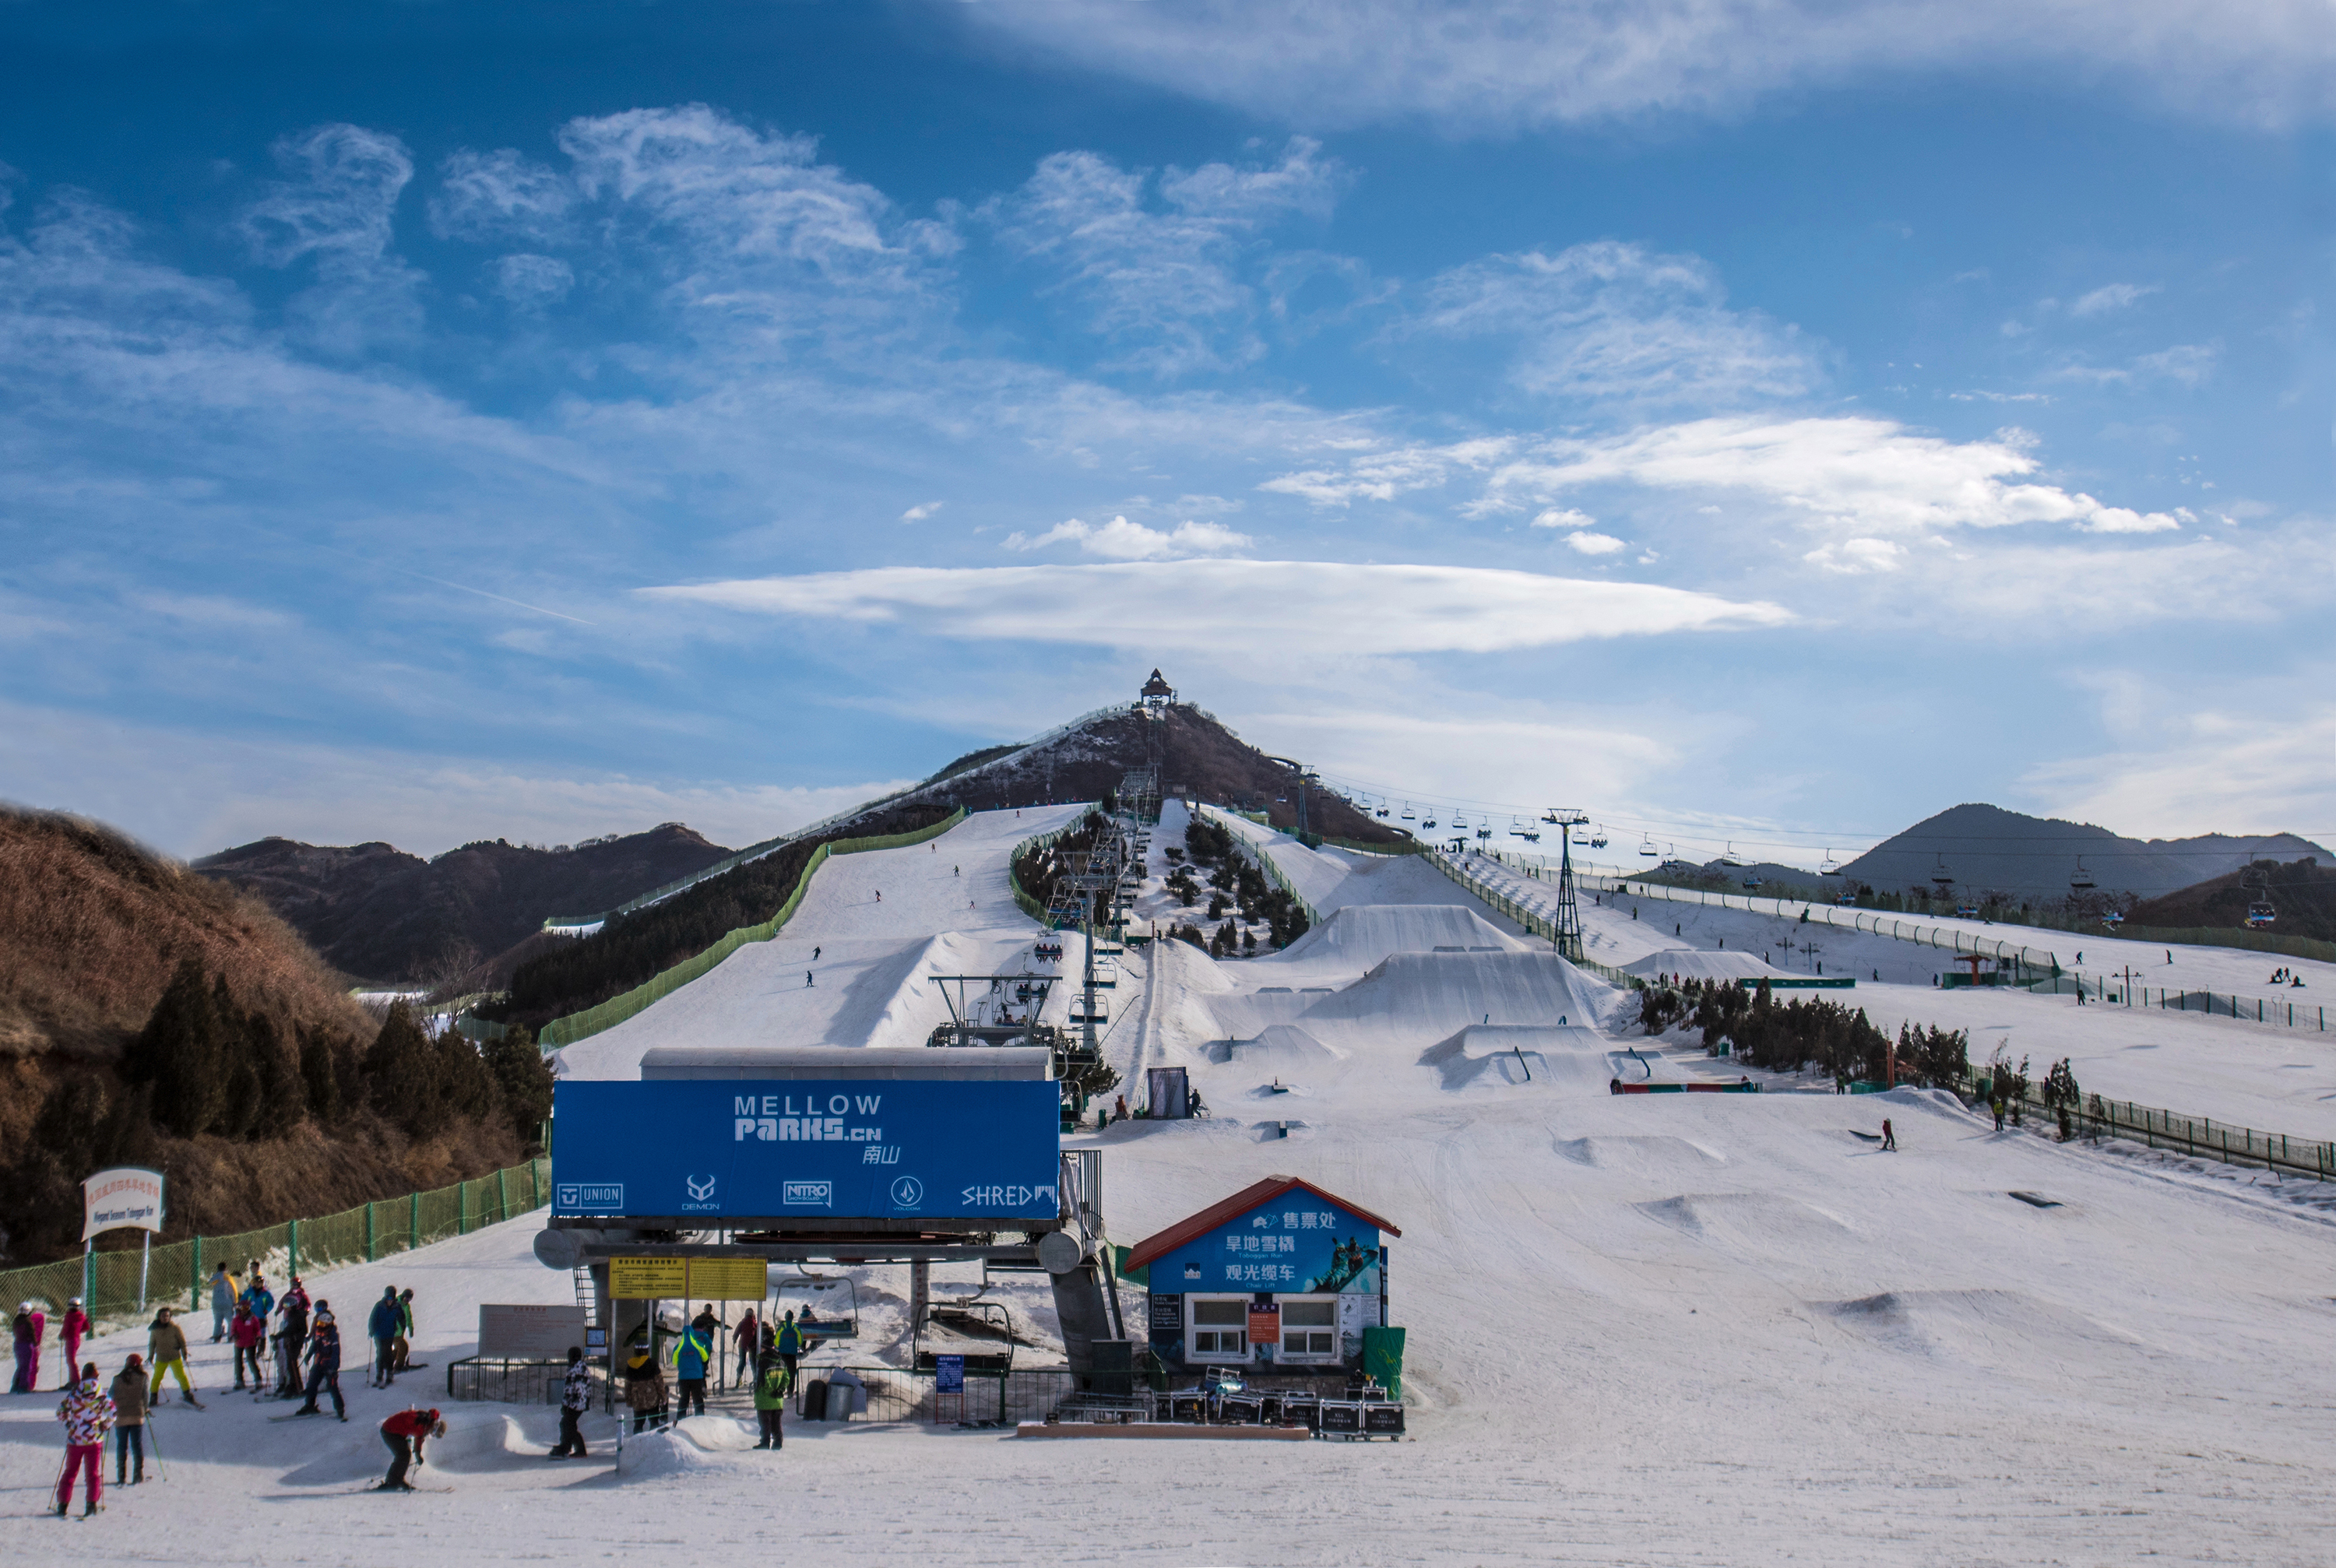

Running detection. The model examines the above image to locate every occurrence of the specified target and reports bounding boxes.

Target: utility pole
[1541,807,1590,963]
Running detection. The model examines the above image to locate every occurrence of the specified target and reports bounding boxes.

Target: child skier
[54,1364,115,1517]
[376,1406,445,1491]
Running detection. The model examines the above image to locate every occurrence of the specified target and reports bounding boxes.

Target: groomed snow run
[11,803,2336,1563]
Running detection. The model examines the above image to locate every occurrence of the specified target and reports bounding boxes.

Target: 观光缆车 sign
[551,1079,1061,1224]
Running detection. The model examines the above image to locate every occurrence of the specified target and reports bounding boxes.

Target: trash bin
[1362,1325,1405,1399]
[801,1379,829,1421]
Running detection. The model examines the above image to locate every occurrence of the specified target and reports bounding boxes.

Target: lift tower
[1540,807,1592,964]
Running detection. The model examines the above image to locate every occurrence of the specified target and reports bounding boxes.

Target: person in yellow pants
[146,1307,202,1408]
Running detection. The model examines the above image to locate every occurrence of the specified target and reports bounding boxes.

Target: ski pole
[146,1413,168,1482]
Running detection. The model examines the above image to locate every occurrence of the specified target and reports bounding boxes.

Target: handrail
[537,810,967,1049]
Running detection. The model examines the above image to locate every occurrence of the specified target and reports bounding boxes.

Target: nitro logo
[782,1181,832,1207]
[556,1183,624,1211]
[959,1183,1057,1210]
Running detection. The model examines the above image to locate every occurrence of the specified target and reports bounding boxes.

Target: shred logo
[959,1183,1057,1209]
[681,1173,719,1212]
[782,1181,832,1208]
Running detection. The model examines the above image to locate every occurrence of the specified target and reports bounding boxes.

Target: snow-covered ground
[12,803,2336,1563]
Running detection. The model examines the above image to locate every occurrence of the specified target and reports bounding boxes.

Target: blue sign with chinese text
[1149,1197,1383,1296]
[551,1080,1060,1222]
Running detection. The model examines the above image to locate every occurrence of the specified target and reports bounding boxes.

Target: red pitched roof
[1123,1174,1401,1271]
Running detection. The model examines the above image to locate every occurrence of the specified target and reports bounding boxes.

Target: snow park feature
[7,768,2336,1559]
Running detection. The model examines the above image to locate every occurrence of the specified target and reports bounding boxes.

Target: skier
[146,1307,199,1408]
[110,1355,149,1486]
[60,1298,90,1387]
[752,1349,790,1450]
[1880,1118,1897,1151]
[673,1310,714,1417]
[806,971,814,987]
[12,1301,41,1392]
[1993,1100,2007,1132]
[230,1302,264,1390]
[375,1405,445,1492]
[293,1303,346,1419]
[368,1288,403,1387]
[276,1278,311,1396]
[875,890,881,902]
[812,947,821,961]
[548,1346,593,1459]
[209,1264,236,1342]
[53,1362,114,1517]
[953,865,959,877]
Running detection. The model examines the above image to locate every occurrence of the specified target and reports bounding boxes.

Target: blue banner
[551,1080,1061,1222]
[1149,1197,1382,1296]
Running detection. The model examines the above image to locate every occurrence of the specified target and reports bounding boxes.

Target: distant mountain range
[196,824,733,985]
[1835,803,2330,904]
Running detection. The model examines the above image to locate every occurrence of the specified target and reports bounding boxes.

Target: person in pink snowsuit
[60,1299,90,1388]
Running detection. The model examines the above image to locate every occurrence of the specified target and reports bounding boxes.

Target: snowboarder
[230,1303,263,1389]
[548,1347,592,1459]
[376,1405,444,1492]
[53,1363,114,1517]
[673,1311,713,1417]
[812,946,821,961]
[775,1310,803,1380]
[752,1351,790,1450]
[294,1303,346,1419]
[146,1308,199,1407]
[620,1340,667,1433]
[393,1289,416,1373]
[806,971,814,987]
[210,1264,236,1341]
[874,890,881,902]
[368,1288,402,1387]
[734,1307,759,1383]
[12,1301,42,1393]
[60,1298,90,1387]
[111,1355,148,1485]
[1880,1118,1897,1151]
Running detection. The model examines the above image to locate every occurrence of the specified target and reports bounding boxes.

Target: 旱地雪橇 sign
[551,1079,1061,1223]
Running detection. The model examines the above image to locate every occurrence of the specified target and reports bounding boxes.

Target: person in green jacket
[751,1352,791,1450]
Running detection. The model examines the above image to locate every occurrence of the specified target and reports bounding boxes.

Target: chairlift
[1476,824,1493,841]
[1820,849,1842,877]
[775,1269,861,1345]
[1400,803,1417,821]
[1589,824,1609,849]
[1376,804,1391,818]
[1507,816,1526,838]
[1522,829,1541,844]
[1956,902,1980,919]
[1719,842,1743,869]
[1453,812,1469,831]
[1930,854,1955,891]
[1638,835,1658,859]
[1742,874,1763,891]
[1422,817,1438,831]
[2070,857,2095,892]
[2246,899,2276,929]
[2099,910,2124,929]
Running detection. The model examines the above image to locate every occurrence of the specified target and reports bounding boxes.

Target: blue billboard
[551,1080,1061,1223]
[1147,1197,1384,1296]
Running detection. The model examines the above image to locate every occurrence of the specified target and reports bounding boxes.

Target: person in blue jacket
[368,1289,403,1388]
[673,1308,716,1418]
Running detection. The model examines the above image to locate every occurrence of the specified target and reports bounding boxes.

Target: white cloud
[1001,515,1254,560]
[639,559,1792,654]
[2074,505,2185,533]
[960,0,2336,132]
[1532,507,1597,530]
[899,501,943,522]
[1563,529,1627,555]
[2071,282,2158,316]
[493,252,573,309]
[1416,241,1819,406]
[1262,436,1511,507]
[2055,341,2220,388]
[430,148,578,243]
[2025,699,2336,840]
[984,139,1349,375]
[238,123,424,355]
[1803,537,1906,573]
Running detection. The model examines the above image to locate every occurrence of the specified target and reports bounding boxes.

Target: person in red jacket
[59,1299,90,1390]
[230,1304,266,1390]
[377,1406,445,1492]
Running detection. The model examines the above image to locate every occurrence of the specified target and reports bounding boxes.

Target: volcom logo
[680,1173,719,1211]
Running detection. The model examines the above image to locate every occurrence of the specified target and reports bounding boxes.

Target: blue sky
[1,1,2329,864]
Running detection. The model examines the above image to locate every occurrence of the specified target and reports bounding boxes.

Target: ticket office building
[1124,1175,1399,1375]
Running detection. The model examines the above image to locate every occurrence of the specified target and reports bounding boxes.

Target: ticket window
[1186,1296,1249,1362]
[1279,1297,1339,1362]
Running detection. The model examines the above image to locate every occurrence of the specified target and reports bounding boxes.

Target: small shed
[1123,1175,1399,1378]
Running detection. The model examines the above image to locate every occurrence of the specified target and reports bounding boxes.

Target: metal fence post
[190,1236,202,1312]
[410,1192,419,1252]
[366,1202,376,1262]
[459,1182,469,1236]
[288,1218,300,1278]
[497,1168,509,1225]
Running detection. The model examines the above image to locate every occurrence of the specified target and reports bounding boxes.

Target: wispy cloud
[640,560,1792,654]
[2071,282,2158,316]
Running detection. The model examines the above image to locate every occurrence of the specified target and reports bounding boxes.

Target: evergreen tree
[435,1025,498,1120]
[213,977,263,1140]
[364,1001,443,1137]
[299,1025,344,1123]
[125,958,228,1138]
[246,1011,304,1139]
[481,1027,554,1145]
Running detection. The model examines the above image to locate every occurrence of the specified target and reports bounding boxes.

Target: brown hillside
[2127,857,2335,943]
[0,807,533,1267]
